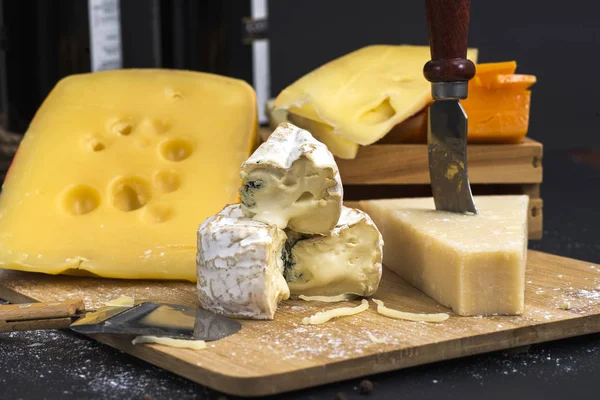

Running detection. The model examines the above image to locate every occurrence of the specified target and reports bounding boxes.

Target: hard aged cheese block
[274,45,478,158]
[240,122,343,235]
[285,206,383,297]
[197,204,290,320]
[0,69,257,281]
[360,196,529,316]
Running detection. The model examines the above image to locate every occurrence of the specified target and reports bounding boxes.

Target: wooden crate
[259,125,544,239]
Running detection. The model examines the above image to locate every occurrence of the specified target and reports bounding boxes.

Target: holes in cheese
[159,138,193,162]
[140,203,173,224]
[359,96,396,125]
[106,118,134,136]
[372,299,449,323]
[110,177,152,212]
[82,136,106,152]
[296,191,315,202]
[139,118,171,135]
[164,87,183,100]
[302,299,369,325]
[61,184,101,216]
[153,170,181,193]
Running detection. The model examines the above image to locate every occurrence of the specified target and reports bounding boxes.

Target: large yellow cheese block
[360,196,528,316]
[0,69,257,281]
[274,45,478,158]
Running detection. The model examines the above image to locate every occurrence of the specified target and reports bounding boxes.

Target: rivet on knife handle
[424,0,477,214]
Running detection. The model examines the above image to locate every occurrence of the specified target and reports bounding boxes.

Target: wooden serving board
[2,250,599,397]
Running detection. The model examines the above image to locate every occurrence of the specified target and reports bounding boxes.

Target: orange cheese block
[378,61,535,144]
[472,61,517,87]
[462,61,536,143]
[0,69,257,281]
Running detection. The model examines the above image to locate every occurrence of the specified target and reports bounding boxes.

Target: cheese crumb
[105,296,135,307]
[132,336,206,350]
[302,299,369,325]
[372,299,449,323]
[559,301,571,310]
[367,332,386,344]
[298,294,358,303]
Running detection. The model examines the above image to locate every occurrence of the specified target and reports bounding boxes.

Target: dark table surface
[1,150,599,400]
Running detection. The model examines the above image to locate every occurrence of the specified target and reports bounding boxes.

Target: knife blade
[424,0,477,214]
[0,299,241,341]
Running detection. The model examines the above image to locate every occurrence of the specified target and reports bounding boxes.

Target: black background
[269,0,600,151]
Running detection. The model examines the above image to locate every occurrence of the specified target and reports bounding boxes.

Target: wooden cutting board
[1,250,600,397]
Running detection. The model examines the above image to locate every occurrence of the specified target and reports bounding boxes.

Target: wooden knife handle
[423,0,476,82]
[0,300,84,332]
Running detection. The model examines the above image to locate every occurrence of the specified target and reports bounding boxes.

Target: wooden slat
[343,183,541,200]
[260,127,543,185]
[0,250,597,397]
[336,139,542,184]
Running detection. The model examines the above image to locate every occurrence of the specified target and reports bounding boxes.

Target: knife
[424,0,477,214]
[0,299,241,341]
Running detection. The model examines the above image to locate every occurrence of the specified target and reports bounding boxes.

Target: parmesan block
[360,196,529,316]
[285,207,383,297]
[275,45,478,155]
[240,122,343,235]
[196,204,290,320]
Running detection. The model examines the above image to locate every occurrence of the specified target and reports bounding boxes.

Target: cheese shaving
[299,293,358,303]
[105,296,135,307]
[131,336,207,350]
[559,301,571,310]
[372,299,449,323]
[367,332,386,344]
[302,299,369,325]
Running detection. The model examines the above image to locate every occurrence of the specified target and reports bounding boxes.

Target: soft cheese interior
[196,123,385,320]
[240,122,343,235]
[285,207,383,297]
[360,196,529,316]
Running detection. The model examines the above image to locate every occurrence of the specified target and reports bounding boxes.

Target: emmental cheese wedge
[240,122,343,235]
[197,204,290,320]
[0,69,257,281]
[274,45,478,158]
[285,207,383,297]
[360,196,529,316]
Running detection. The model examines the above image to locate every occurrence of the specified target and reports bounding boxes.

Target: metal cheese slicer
[0,299,241,340]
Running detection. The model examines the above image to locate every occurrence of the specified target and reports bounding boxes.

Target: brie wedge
[196,204,290,320]
[239,122,343,235]
[285,207,383,297]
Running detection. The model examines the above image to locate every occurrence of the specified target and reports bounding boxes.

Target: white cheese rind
[196,204,290,320]
[285,207,383,297]
[239,122,343,235]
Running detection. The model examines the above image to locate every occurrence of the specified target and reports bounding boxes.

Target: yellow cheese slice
[0,69,257,281]
[287,113,359,159]
[360,196,528,316]
[275,45,478,152]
